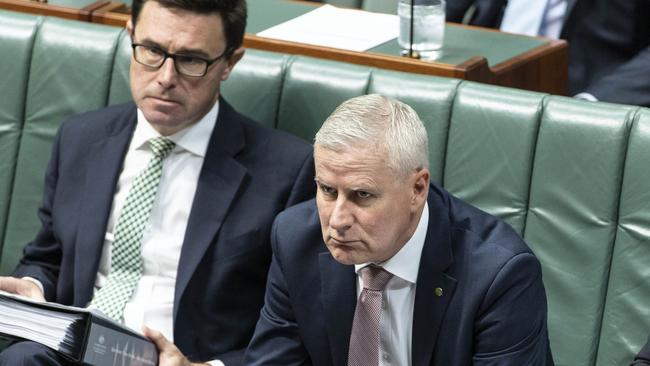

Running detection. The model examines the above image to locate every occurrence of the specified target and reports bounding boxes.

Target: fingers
[0,277,45,301]
[0,276,19,293]
[143,326,190,366]
[27,287,46,302]
[22,280,45,301]
[143,326,168,351]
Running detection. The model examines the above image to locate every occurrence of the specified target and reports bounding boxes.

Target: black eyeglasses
[131,43,232,77]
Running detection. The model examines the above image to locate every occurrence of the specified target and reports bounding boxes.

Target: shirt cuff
[574,92,598,102]
[207,360,225,366]
[22,276,45,296]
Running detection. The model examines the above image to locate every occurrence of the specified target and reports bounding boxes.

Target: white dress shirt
[27,101,224,364]
[354,202,429,366]
[500,0,568,39]
[501,0,597,100]
[93,101,223,365]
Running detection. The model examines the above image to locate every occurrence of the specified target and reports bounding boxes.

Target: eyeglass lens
[134,45,209,76]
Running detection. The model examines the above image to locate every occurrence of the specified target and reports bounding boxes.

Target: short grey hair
[314,94,429,179]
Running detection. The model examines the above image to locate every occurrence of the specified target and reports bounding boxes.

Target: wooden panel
[64,0,568,94]
[0,0,108,21]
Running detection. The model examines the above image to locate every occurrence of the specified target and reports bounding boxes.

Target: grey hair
[314,94,429,179]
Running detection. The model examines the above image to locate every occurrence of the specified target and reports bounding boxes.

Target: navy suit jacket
[447,0,650,106]
[12,99,315,364]
[244,184,554,365]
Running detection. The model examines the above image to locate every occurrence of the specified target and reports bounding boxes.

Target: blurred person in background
[448,0,650,106]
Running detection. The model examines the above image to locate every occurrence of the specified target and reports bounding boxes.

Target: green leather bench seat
[0,13,36,271]
[0,10,648,366]
[0,16,123,273]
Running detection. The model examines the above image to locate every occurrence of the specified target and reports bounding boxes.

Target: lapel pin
[435,287,443,297]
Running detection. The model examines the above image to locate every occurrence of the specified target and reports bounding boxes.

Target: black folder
[0,291,158,366]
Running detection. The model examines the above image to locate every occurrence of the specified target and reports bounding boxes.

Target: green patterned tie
[91,137,175,321]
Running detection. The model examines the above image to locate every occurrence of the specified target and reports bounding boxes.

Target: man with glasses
[0,0,314,365]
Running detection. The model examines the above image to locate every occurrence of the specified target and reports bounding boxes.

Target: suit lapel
[173,99,247,320]
[74,105,136,306]
[319,252,357,366]
[411,190,457,366]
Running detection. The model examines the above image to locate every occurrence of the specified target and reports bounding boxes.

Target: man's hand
[0,276,45,301]
[143,326,210,366]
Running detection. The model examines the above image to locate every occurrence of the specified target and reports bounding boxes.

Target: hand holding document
[0,291,157,366]
[257,4,399,52]
[0,276,45,301]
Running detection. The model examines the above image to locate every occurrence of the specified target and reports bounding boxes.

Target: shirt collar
[354,201,429,284]
[133,100,219,157]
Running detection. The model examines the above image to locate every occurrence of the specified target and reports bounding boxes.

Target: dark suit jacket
[447,0,650,106]
[12,99,315,364]
[632,336,650,365]
[244,184,554,365]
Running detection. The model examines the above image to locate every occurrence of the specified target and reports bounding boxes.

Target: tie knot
[149,137,175,158]
[360,265,393,291]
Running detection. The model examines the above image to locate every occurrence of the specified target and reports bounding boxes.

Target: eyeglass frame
[131,42,234,77]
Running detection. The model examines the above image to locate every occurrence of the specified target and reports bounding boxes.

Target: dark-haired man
[0,0,314,365]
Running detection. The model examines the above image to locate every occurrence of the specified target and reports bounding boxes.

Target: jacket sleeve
[584,46,650,107]
[631,335,650,366]
[472,252,554,365]
[285,150,315,209]
[243,220,311,366]
[212,146,313,366]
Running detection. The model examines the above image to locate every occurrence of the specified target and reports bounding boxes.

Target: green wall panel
[0,11,40,274]
[277,57,370,142]
[1,18,122,274]
[223,49,291,128]
[524,98,633,366]
[445,83,545,234]
[368,70,459,185]
[595,109,650,366]
[108,30,133,106]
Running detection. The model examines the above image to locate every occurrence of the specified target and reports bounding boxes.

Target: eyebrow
[136,38,213,59]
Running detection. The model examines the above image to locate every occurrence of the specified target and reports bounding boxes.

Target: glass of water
[398,0,446,57]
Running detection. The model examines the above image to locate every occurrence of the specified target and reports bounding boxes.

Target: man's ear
[411,168,430,208]
[220,46,245,81]
[126,19,134,38]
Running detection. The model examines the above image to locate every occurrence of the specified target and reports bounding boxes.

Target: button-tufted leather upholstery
[0,9,648,366]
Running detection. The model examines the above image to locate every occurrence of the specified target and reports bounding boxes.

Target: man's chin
[141,96,183,115]
[139,108,185,132]
[328,246,365,266]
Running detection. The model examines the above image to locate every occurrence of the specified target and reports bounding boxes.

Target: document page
[257,4,398,52]
[0,290,84,354]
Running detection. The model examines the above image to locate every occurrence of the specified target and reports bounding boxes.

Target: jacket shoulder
[271,199,323,256]
[241,117,312,154]
[58,102,136,138]
[433,184,534,258]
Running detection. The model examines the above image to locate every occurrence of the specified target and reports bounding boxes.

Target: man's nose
[329,197,353,233]
[157,57,178,88]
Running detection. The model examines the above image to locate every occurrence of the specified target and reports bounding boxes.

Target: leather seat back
[0,15,122,272]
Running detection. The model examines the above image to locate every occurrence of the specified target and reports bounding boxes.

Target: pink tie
[347,265,393,366]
